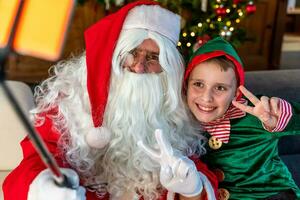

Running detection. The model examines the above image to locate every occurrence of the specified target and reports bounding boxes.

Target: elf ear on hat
[184,37,245,99]
[84,1,181,148]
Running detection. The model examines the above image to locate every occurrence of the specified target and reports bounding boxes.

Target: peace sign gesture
[232,86,280,130]
[138,129,215,199]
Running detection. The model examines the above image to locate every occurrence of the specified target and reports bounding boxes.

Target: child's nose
[201,89,213,102]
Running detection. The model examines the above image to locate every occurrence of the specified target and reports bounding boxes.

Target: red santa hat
[84,1,181,148]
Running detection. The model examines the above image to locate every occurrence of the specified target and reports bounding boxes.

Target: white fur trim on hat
[85,126,111,149]
[122,5,181,44]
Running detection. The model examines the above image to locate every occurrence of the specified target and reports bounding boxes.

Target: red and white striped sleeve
[264,99,293,132]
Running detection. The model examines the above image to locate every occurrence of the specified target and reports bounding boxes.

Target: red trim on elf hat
[184,50,245,99]
[84,1,157,128]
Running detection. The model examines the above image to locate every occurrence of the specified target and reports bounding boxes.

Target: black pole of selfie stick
[0,1,73,188]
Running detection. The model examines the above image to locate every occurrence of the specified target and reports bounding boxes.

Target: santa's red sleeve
[2,116,62,200]
[165,156,219,200]
[193,157,219,200]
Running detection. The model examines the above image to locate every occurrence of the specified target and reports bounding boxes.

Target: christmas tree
[170,0,256,60]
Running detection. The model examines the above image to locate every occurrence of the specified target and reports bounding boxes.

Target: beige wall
[0,81,34,199]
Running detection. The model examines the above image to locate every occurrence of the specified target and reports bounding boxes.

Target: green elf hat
[184,37,244,98]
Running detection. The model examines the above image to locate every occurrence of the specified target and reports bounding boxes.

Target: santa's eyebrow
[134,47,159,55]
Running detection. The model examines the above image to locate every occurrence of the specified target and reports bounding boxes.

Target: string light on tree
[160,0,256,61]
[226,30,232,37]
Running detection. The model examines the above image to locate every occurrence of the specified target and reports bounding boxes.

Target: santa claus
[3,1,217,200]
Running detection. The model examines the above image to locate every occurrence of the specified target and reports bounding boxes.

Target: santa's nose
[131,57,147,74]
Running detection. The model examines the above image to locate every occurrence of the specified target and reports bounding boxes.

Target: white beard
[105,70,166,137]
[101,70,171,199]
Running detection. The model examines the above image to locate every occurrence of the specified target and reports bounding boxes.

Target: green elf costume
[184,37,300,200]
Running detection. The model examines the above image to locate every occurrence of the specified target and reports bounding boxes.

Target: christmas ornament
[193,34,211,52]
[215,7,227,16]
[246,3,256,14]
[233,0,241,4]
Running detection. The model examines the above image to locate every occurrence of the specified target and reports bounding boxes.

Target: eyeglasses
[121,48,162,74]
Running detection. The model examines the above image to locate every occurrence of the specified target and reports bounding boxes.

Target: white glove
[28,168,86,200]
[138,129,215,200]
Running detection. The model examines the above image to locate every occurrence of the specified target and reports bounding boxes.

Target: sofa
[0,69,300,199]
[245,69,300,187]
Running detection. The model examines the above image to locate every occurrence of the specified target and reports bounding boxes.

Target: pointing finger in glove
[137,129,174,164]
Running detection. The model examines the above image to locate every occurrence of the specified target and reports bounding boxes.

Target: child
[184,37,300,200]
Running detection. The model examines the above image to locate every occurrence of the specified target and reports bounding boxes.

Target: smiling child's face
[187,61,238,123]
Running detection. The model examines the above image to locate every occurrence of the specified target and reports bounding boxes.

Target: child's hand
[232,86,280,130]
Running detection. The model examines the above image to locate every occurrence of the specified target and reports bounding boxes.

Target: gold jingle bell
[213,168,225,182]
[209,136,222,150]
[218,188,230,200]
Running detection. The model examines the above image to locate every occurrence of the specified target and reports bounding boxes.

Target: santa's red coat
[2,116,218,200]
